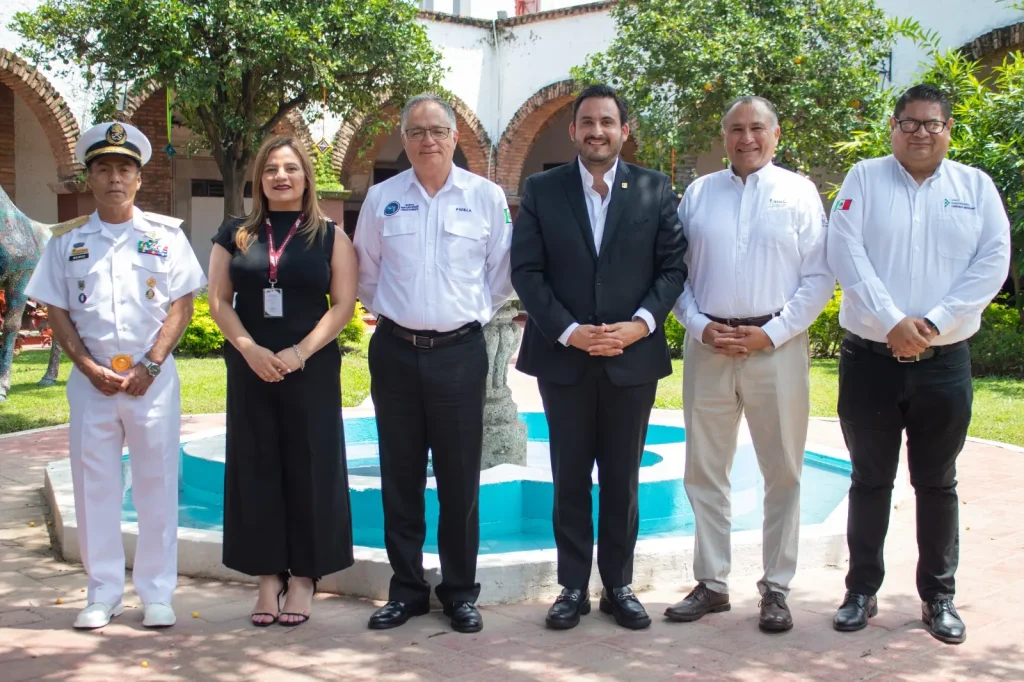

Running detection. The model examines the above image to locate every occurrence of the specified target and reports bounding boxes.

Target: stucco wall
[12,91,58,222]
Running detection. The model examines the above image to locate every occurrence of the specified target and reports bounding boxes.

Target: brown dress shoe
[664,582,730,622]
[758,591,793,632]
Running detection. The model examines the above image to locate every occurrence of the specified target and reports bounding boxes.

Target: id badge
[263,287,283,318]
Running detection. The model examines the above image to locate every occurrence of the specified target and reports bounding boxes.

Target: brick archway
[495,80,579,197]
[961,21,1024,65]
[0,49,82,187]
[331,96,492,198]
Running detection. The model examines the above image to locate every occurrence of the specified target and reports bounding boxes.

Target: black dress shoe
[832,591,877,632]
[599,586,651,630]
[922,599,966,644]
[443,601,483,633]
[545,588,591,630]
[758,591,793,632]
[665,582,731,622]
[368,600,430,630]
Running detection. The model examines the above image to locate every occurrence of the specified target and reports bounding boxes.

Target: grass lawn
[0,335,371,434]
[3,342,1021,447]
[654,358,1024,447]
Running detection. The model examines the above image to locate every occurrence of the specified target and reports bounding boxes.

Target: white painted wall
[877,0,1024,88]
[190,197,254,275]
[12,91,58,223]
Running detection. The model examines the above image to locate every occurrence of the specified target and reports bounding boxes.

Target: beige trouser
[682,331,810,596]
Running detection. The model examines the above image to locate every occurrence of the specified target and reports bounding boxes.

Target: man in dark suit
[511,84,687,631]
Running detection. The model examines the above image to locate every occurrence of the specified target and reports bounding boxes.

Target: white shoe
[73,602,124,629]
[142,602,176,628]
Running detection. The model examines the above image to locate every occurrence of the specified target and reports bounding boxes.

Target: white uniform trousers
[67,354,181,606]
[682,331,810,596]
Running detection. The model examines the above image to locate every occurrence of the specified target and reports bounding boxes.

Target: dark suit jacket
[511,159,688,387]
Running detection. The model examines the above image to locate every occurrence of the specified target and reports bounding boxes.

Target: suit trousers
[538,364,657,590]
[682,332,810,596]
[66,355,181,606]
[838,339,971,602]
[369,326,487,606]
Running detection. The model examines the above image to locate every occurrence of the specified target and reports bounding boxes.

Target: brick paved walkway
[1,379,1022,681]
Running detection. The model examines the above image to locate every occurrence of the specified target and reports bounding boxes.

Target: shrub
[178,292,225,357]
[808,286,843,358]
[665,312,686,358]
[339,303,367,349]
[970,301,1024,377]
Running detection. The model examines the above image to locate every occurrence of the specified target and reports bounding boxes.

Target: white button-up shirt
[827,156,1011,344]
[353,166,514,332]
[557,158,656,345]
[673,162,834,348]
[25,207,207,361]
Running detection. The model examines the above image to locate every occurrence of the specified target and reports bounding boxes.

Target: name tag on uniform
[263,288,283,318]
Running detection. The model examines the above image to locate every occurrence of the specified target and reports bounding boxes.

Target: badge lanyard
[263,213,303,318]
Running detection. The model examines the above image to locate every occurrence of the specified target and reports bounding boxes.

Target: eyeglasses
[404,127,452,141]
[896,118,950,134]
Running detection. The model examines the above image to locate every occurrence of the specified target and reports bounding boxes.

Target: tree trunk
[220,158,248,223]
[1012,259,1022,327]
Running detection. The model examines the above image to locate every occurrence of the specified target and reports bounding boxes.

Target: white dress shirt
[353,166,515,332]
[672,162,834,348]
[25,207,207,361]
[827,156,1011,344]
[558,158,656,345]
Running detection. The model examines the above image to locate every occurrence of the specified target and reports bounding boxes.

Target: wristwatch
[143,358,162,377]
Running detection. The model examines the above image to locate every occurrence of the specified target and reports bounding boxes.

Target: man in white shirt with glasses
[828,84,1010,644]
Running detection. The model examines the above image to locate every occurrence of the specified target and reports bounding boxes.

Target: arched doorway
[0,49,82,222]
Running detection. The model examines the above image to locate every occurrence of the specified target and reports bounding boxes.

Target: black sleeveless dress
[212,211,353,579]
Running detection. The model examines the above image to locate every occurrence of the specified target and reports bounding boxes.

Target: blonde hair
[235,136,329,252]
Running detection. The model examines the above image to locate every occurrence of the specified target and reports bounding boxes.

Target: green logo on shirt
[504,208,512,224]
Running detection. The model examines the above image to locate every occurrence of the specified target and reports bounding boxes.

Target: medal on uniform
[78,293,87,304]
[146,276,156,288]
[146,289,155,300]
[263,214,303,318]
[77,280,85,291]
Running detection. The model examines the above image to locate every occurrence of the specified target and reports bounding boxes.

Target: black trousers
[838,338,972,602]
[538,365,658,590]
[369,324,487,606]
[222,343,354,579]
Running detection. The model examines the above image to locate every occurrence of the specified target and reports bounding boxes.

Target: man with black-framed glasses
[353,93,514,634]
[827,84,1010,644]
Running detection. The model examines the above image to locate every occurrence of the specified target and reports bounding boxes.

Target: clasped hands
[886,317,938,358]
[87,362,156,397]
[568,320,649,356]
[241,345,304,383]
[701,323,774,356]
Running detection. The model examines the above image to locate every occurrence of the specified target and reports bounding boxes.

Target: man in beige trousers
[665,96,834,632]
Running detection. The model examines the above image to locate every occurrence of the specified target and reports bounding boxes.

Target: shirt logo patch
[833,198,853,211]
[455,207,472,213]
[768,198,788,209]
[944,198,975,210]
[69,247,89,261]
[138,240,169,258]
[383,201,401,217]
[73,241,85,248]
[504,208,512,224]
[399,203,419,213]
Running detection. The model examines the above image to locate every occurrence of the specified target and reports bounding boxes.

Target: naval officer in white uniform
[25,121,206,629]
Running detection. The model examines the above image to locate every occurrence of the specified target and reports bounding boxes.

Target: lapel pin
[621,182,628,189]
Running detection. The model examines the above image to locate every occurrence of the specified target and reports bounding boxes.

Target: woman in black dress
[208,136,358,626]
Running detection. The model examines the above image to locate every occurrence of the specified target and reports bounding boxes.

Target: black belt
[705,311,781,327]
[377,316,480,349]
[843,332,967,363]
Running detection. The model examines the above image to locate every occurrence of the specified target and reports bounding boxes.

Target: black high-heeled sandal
[279,577,317,627]
[251,572,290,627]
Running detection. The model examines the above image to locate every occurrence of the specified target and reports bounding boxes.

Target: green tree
[834,47,1024,322]
[572,0,925,178]
[12,0,444,220]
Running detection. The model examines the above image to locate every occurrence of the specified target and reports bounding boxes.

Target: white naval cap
[75,121,153,166]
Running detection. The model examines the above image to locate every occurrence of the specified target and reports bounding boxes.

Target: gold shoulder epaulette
[142,212,184,229]
[49,215,89,237]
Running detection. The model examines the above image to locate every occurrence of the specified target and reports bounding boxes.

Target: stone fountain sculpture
[0,185,63,401]
[480,300,527,468]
